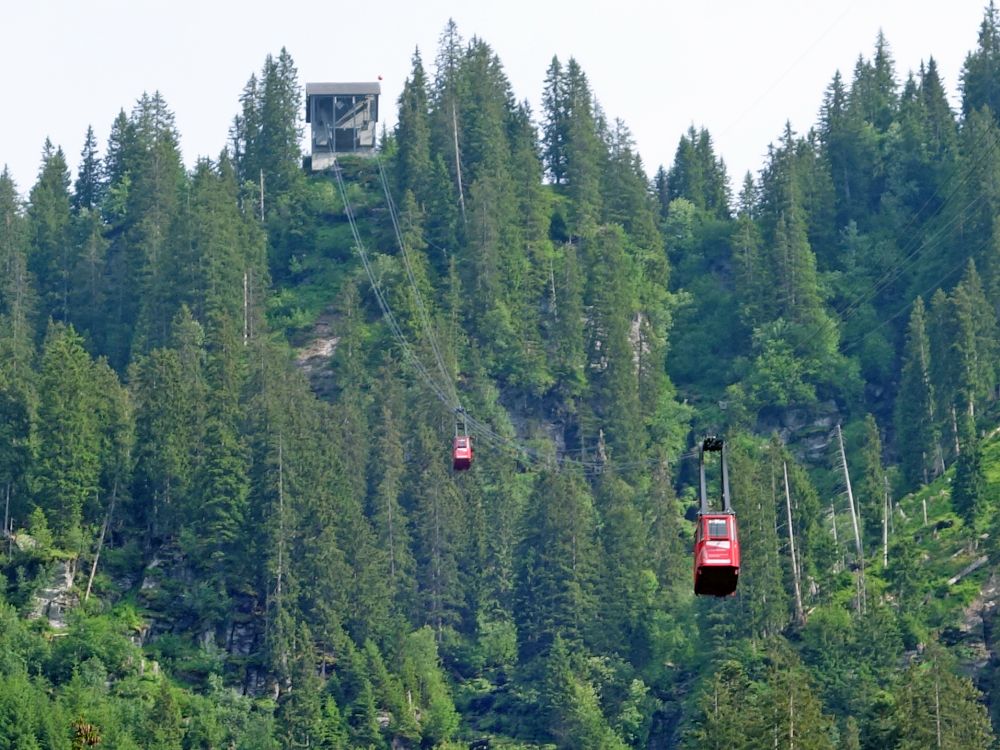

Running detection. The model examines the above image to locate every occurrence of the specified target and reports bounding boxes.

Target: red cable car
[693,437,740,597]
[453,435,473,471]
[452,409,473,471]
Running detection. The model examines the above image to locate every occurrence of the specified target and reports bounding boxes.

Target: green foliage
[33,322,103,550]
[8,20,1000,750]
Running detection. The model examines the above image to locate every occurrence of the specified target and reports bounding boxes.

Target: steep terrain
[5,10,1000,748]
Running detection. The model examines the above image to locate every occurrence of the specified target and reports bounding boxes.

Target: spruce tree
[952,412,985,521]
[514,470,598,661]
[893,648,994,749]
[895,297,941,486]
[960,1,1000,119]
[395,49,433,204]
[72,125,103,214]
[27,139,73,322]
[859,414,886,544]
[257,48,303,198]
[34,322,101,551]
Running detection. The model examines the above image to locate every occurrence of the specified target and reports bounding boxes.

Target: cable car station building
[306,82,381,170]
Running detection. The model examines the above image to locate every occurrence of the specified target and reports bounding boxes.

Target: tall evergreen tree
[515,471,598,661]
[395,49,433,205]
[952,412,986,521]
[27,139,73,322]
[895,297,942,486]
[893,648,994,748]
[961,1,1000,119]
[33,322,101,550]
[258,48,303,198]
[72,125,103,214]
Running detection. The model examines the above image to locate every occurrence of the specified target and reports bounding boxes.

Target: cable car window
[707,519,728,538]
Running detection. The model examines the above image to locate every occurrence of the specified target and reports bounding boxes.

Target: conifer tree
[732,436,787,638]
[395,49,433,205]
[749,651,835,749]
[130,311,207,541]
[409,422,464,635]
[401,627,459,745]
[951,260,998,421]
[961,1,1000,119]
[34,322,101,551]
[548,241,587,405]
[666,126,730,219]
[859,415,886,544]
[27,139,73,322]
[231,73,261,188]
[684,660,749,749]
[276,622,326,748]
[928,288,961,460]
[69,196,108,343]
[542,56,568,185]
[595,472,656,664]
[582,225,643,461]
[258,48,303,198]
[72,125,103,214]
[896,297,942,486]
[952,412,985,521]
[893,648,994,748]
[562,58,604,235]
[0,170,36,533]
[543,636,629,750]
[958,108,1000,302]
[853,31,899,132]
[515,471,599,661]
[0,169,36,342]
[370,370,416,619]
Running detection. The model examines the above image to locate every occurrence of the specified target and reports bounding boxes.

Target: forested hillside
[6,8,1000,748]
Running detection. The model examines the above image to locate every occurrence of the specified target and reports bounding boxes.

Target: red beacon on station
[693,437,740,597]
[452,409,473,471]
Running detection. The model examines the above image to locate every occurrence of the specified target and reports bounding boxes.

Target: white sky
[0,1,988,198]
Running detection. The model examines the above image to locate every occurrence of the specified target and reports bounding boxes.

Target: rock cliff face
[136,551,270,696]
[29,560,76,629]
[955,571,1000,726]
[294,310,340,398]
[756,400,841,462]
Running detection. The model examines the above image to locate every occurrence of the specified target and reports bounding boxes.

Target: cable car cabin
[693,436,740,597]
[693,512,740,596]
[452,435,473,471]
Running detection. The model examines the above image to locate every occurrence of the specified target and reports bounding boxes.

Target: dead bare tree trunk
[934,670,942,749]
[951,405,961,457]
[243,271,249,345]
[783,462,805,626]
[789,688,795,750]
[276,438,285,604]
[829,500,842,572]
[837,424,865,612]
[85,481,118,602]
[452,102,467,225]
[882,480,889,570]
[259,169,265,221]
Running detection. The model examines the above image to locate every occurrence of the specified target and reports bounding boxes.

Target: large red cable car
[452,409,473,471]
[693,437,740,597]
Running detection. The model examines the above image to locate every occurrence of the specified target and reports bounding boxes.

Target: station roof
[306,82,381,97]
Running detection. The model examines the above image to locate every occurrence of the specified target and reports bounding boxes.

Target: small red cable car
[452,409,473,471]
[453,435,473,471]
[693,437,740,597]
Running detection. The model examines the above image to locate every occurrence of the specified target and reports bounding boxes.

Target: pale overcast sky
[0,1,988,197]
